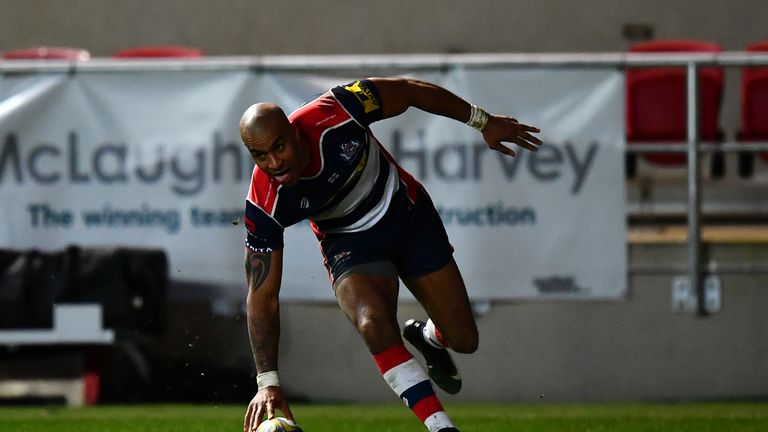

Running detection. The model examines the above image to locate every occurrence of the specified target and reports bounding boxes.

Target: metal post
[686,62,703,315]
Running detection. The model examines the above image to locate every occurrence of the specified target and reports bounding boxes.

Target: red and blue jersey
[244,79,422,253]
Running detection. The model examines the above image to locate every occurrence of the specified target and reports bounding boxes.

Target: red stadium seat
[112,45,203,58]
[739,41,768,163]
[626,40,724,167]
[2,47,90,60]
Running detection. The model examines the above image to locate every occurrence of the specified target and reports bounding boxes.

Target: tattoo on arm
[245,250,272,292]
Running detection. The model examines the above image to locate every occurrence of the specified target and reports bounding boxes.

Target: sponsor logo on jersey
[331,251,352,268]
[344,81,380,113]
[315,114,337,126]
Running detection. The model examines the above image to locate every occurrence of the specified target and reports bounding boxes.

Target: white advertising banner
[0,66,626,301]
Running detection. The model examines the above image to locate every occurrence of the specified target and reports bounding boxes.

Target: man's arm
[245,247,283,374]
[369,77,542,157]
[243,247,294,431]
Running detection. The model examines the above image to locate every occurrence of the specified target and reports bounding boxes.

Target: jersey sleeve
[243,169,285,252]
[330,79,384,127]
[244,200,284,252]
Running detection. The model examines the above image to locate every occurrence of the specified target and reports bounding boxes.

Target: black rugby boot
[402,319,462,394]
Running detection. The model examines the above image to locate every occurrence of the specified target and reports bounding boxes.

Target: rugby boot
[403,319,462,394]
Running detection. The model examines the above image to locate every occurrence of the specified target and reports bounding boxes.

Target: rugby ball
[255,417,303,432]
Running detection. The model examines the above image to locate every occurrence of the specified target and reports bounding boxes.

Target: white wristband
[466,104,490,131]
[257,371,280,390]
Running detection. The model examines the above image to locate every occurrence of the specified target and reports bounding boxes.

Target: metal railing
[2,51,768,71]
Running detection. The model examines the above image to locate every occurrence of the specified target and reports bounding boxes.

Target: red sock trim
[412,395,444,422]
[373,343,413,374]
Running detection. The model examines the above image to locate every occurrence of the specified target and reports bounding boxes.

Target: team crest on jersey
[344,81,380,113]
[340,140,362,162]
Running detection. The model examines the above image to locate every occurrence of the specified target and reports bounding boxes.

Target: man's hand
[243,386,294,432]
[481,115,542,157]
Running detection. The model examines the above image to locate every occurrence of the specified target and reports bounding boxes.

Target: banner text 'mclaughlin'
[1,129,602,196]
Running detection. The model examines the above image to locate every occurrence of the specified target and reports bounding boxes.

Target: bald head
[239,102,289,148]
[239,102,310,185]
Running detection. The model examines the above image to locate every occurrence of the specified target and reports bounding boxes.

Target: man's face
[246,121,308,187]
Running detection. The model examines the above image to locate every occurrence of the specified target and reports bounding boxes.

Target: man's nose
[268,154,282,170]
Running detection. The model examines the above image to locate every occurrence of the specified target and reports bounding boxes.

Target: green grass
[0,402,767,432]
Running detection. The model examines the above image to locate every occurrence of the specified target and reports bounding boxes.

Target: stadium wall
[2,0,767,56]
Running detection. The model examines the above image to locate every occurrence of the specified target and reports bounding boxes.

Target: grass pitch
[0,402,767,432]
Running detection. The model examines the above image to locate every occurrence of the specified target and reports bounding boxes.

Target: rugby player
[241,77,541,432]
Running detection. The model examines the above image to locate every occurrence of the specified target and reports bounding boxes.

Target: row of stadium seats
[0,45,203,60]
[627,39,768,178]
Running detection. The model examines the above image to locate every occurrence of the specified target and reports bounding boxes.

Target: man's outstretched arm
[243,248,294,432]
[369,77,542,157]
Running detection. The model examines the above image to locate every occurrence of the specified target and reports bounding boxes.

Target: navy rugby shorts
[319,186,454,290]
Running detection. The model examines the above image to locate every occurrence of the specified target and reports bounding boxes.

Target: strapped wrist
[257,370,280,390]
[466,104,490,131]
